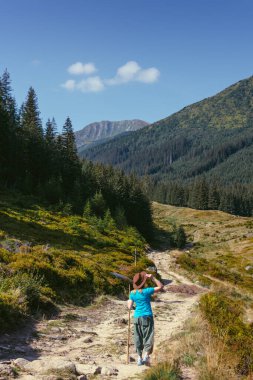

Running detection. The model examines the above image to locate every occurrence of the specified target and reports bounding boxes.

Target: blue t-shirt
[129,287,155,318]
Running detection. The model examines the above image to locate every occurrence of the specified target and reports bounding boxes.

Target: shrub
[174,225,187,248]
[200,291,253,375]
[143,361,182,380]
[0,291,26,332]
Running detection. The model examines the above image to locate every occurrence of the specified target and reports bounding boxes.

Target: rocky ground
[0,250,205,380]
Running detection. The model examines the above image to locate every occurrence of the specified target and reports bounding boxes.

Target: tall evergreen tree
[62,117,78,163]
[0,70,19,184]
[43,118,59,184]
[20,87,45,190]
[60,117,81,195]
[20,87,43,138]
[189,177,209,210]
[45,118,57,144]
[208,182,220,210]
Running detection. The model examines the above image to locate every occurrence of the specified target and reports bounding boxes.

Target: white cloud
[106,61,160,85]
[61,60,160,93]
[61,77,104,93]
[137,67,160,83]
[115,61,141,83]
[68,62,97,75]
[61,79,76,91]
[76,76,105,92]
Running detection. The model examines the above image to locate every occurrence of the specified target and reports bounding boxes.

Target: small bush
[143,361,182,380]
[0,291,26,332]
[200,291,253,375]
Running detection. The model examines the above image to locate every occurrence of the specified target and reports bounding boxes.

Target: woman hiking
[127,271,164,366]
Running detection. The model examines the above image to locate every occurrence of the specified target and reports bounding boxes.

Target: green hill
[81,75,253,215]
[0,190,153,332]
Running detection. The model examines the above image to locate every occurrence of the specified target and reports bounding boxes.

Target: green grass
[143,361,182,380]
[0,191,152,332]
[200,290,253,376]
[150,202,253,378]
[152,202,253,292]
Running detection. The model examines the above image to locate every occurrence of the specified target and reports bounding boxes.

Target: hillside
[0,190,153,333]
[153,202,253,290]
[81,76,253,179]
[75,119,148,151]
[144,202,253,380]
[81,75,253,216]
[1,201,253,380]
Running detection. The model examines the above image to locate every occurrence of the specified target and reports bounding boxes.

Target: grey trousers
[133,316,154,356]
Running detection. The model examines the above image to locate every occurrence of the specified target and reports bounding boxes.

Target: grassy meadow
[153,202,253,290]
[144,202,253,380]
[0,190,152,332]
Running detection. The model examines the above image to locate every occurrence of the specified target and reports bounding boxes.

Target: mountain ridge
[75,119,148,149]
[80,75,253,215]
[81,75,253,182]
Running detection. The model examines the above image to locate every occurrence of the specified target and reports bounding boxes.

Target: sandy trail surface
[0,250,204,380]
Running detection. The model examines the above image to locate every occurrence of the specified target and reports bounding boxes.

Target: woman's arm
[128,299,134,310]
[146,273,164,293]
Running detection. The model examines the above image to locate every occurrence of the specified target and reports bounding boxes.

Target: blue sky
[1,0,253,131]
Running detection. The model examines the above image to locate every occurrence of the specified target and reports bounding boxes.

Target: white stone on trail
[75,363,96,375]
[101,366,119,375]
[13,358,30,369]
[50,327,61,333]
[23,357,76,374]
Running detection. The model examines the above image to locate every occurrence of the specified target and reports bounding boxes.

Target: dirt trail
[0,250,204,380]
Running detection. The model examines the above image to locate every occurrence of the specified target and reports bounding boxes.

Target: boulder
[101,367,119,376]
[75,364,89,375]
[13,358,30,369]
[24,358,76,374]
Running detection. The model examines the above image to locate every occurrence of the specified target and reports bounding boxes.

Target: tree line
[82,115,253,217]
[141,176,252,217]
[81,75,253,217]
[0,70,153,238]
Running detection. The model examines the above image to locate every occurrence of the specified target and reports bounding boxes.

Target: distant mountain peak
[75,119,148,148]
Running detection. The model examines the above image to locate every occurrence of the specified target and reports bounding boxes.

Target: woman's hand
[146,273,164,293]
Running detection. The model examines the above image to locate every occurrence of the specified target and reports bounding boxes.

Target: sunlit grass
[0,192,151,331]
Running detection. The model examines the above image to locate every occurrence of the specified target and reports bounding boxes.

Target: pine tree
[0,70,19,184]
[83,200,92,218]
[21,87,43,138]
[103,209,116,230]
[62,117,78,163]
[90,191,107,218]
[208,183,220,210]
[60,117,81,196]
[189,177,209,210]
[45,118,57,144]
[20,87,45,190]
[42,117,60,192]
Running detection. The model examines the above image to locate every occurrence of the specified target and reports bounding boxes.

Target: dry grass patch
[153,202,253,293]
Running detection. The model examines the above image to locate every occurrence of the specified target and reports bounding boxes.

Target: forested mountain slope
[81,75,253,216]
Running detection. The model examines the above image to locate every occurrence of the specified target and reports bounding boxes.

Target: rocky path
[0,250,204,380]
